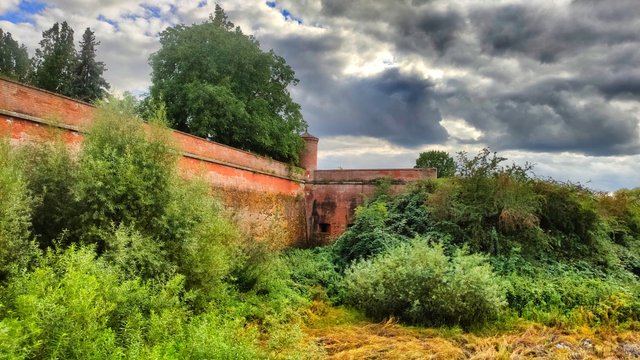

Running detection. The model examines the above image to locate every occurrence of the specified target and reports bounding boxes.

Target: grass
[302,305,640,359]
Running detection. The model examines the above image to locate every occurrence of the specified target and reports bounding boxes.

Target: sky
[1,0,639,191]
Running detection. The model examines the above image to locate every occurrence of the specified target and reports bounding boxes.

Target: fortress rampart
[0,78,436,246]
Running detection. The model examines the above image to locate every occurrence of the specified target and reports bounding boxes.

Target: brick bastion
[0,78,436,247]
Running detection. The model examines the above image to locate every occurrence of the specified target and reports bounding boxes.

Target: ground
[301,304,640,359]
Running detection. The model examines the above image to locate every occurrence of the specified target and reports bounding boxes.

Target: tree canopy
[149,5,307,164]
[1,23,109,103]
[71,28,110,102]
[0,29,30,82]
[415,150,455,178]
[33,21,77,96]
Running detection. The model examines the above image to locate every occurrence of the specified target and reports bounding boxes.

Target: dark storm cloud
[264,33,447,147]
[264,0,640,157]
[470,2,640,63]
[319,0,463,54]
[438,77,640,156]
[321,69,447,146]
[395,8,463,54]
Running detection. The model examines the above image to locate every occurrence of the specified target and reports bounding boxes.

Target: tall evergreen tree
[33,22,77,96]
[72,27,109,102]
[0,28,31,82]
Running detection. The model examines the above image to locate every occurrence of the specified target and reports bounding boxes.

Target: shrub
[386,180,439,238]
[103,225,174,280]
[506,268,640,326]
[424,149,541,256]
[343,238,507,327]
[0,245,262,359]
[0,140,38,280]
[165,178,241,305]
[73,99,176,250]
[333,201,405,266]
[285,246,344,301]
[18,139,78,248]
[533,181,599,253]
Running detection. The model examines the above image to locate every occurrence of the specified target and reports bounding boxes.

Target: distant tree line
[0,22,109,103]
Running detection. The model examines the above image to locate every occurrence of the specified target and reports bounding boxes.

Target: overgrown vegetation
[1,99,639,357]
[0,101,321,359]
[324,149,640,329]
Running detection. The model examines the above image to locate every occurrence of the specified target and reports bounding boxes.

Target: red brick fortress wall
[1,78,437,247]
[305,168,437,244]
[0,78,307,247]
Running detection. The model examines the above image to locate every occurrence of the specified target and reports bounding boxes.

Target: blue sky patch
[0,1,46,24]
[141,4,162,19]
[265,1,302,25]
[97,14,119,31]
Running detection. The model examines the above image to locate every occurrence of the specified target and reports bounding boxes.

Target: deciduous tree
[149,5,307,163]
[415,150,455,177]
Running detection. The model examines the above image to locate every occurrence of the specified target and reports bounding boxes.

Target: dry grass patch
[303,307,640,359]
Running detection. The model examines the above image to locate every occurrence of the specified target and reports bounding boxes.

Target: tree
[33,22,77,96]
[71,27,109,102]
[149,5,307,164]
[415,150,455,178]
[0,28,31,82]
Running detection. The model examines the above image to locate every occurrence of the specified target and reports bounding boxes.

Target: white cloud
[0,0,20,16]
[440,117,483,141]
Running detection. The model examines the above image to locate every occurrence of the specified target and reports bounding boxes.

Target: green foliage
[168,179,241,305]
[424,149,542,255]
[343,239,507,327]
[103,225,174,280]
[505,267,640,327]
[285,246,344,301]
[149,5,306,163]
[33,21,78,96]
[3,22,108,102]
[385,179,441,238]
[71,27,110,102]
[0,246,261,359]
[333,201,405,266]
[0,28,30,82]
[0,140,38,281]
[73,99,176,249]
[415,150,455,178]
[18,138,78,248]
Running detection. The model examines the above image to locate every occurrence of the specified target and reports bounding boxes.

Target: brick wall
[0,78,437,247]
[0,78,307,247]
[305,169,437,244]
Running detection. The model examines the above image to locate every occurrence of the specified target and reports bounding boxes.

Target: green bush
[285,246,344,301]
[73,99,176,250]
[333,201,405,266]
[18,138,78,248]
[505,267,640,326]
[343,238,507,327]
[0,245,262,359]
[103,225,174,280]
[0,140,38,280]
